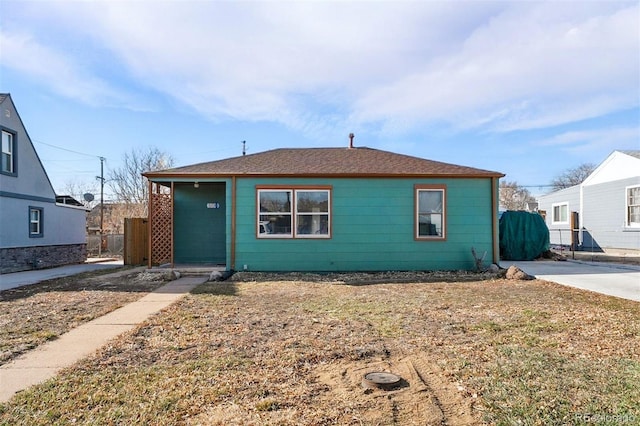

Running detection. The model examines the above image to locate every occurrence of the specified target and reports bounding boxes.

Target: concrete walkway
[501,260,640,302]
[0,276,207,403]
[0,259,124,291]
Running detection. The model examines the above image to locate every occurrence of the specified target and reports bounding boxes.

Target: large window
[29,207,43,238]
[415,185,446,239]
[258,187,331,238]
[552,202,569,224]
[627,186,640,228]
[2,130,15,175]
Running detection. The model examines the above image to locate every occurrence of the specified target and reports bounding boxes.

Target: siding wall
[0,196,87,248]
[233,177,496,271]
[582,177,640,250]
[0,96,88,272]
[0,97,56,200]
[0,196,87,272]
[538,186,581,246]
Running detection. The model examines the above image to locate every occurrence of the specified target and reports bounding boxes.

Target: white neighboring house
[538,150,640,251]
[0,93,88,273]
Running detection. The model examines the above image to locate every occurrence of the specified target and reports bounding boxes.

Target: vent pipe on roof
[242,140,246,156]
[349,133,354,149]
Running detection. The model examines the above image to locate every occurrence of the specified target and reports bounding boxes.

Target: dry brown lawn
[1,271,639,425]
[0,267,166,365]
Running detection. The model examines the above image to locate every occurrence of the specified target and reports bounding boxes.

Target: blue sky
[1,0,638,200]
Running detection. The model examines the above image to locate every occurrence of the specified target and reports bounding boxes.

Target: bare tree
[99,203,142,234]
[499,180,536,211]
[60,178,99,209]
[107,147,174,218]
[550,163,596,191]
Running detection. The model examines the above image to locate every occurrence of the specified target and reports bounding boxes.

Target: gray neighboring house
[0,94,87,273]
[538,150,640,251]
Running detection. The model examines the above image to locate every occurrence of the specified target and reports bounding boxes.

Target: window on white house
[29,207,43,237]
[416,186,446,239]
[258,187,331,238]
[627,186,640,227]
[2,130,15,174]
[552,203,569,224]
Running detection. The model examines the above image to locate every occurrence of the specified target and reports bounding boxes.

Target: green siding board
[229,177,496,271]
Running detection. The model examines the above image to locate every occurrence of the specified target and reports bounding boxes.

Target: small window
[2,130,16,175]
[257,187,331,238]
[552,203,569,224]
[627,186,640,227]
[416,185,446,239]
[29,207,43,238]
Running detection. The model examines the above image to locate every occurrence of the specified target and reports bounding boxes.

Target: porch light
[194,182,199,188]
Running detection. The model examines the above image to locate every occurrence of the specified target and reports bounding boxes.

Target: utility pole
[96,156,106,256]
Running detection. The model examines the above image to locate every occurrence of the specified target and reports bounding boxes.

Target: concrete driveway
[0,260,124,291]
[501,260,640,302]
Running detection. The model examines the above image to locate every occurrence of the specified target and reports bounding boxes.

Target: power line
[32,139,106,159]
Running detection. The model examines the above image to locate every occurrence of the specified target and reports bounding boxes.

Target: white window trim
[257,187,331,239]
[625,185,640,228]
[29,206,43,238]
[257,189,293,238]
[551,202,569,225]
[294,189,331,239]
[2,130,15,174]
[415,186,446,240]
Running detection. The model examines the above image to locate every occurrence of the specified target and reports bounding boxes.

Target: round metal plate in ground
[362,372,403,390]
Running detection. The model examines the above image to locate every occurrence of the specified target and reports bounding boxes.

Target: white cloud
[3,1,638,138]
[350,2,639,133]
[84,2,475,118]
[0,29,146,110]
[536,126,640,154]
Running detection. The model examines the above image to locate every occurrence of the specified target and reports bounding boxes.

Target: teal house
[143,142,504,272]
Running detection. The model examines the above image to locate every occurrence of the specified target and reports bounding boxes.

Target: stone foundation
[0,244,87,274]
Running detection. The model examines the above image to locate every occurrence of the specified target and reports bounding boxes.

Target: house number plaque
[206,203,221,209]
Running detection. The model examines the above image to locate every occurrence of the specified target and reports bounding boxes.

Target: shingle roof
[621,150,640,160]
[0,94,8,104]
[145,147,503,178]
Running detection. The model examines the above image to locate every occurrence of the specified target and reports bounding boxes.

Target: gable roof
[144,147,503,179]
[582,150,640,187]
[0,93,58,198]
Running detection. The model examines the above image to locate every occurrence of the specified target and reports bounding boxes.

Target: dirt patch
[315,352,476,425]
[229,269,504,284]
[0,267,167,365]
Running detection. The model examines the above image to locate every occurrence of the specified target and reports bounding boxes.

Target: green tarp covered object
[499,211,550,261]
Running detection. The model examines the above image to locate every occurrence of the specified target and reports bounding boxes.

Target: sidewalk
[0,276,207,403]
[502,259,640,302]
[0,259,124,291]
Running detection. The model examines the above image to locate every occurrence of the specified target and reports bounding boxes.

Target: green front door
[174,183,226,265]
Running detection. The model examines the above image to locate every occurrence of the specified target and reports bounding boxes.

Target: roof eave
[144,171,505,180]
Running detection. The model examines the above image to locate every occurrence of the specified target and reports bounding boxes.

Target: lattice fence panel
[150,192,172,265]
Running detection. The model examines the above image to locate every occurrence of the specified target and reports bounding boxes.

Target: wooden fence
[124,218,148,265]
